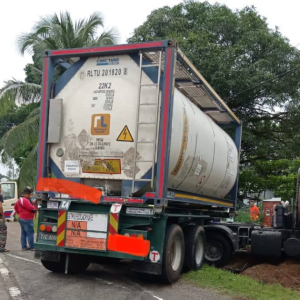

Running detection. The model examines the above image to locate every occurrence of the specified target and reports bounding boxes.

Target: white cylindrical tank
[168,89,238,199]
[50,54,238,199]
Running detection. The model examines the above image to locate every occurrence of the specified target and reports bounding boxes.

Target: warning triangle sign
[117,125,134,142]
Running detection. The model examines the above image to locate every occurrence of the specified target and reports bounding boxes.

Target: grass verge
[184,265,299,300]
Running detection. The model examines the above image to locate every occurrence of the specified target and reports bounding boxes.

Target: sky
[0,0,300,174]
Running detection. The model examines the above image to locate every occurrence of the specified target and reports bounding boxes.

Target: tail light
[52,226,57,233]
[40,224,46,231]
[137,234,144,239]
[46,225,52,232]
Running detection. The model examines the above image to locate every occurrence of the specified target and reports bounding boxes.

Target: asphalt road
[0,222,232,300]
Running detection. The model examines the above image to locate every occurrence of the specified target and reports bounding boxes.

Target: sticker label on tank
[82,159,121,174]
[171,108,189,176]
[91,114,110,135]
[64,160,80,173]
[194,164,202,176]
[117,125,134,142]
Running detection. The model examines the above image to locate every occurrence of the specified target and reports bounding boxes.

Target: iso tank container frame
[37,39,242,211]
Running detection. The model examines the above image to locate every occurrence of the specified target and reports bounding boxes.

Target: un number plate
[126,207,154,215]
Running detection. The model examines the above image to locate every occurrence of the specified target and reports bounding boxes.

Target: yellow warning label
[82,159,121,174]
[117,125,134,142]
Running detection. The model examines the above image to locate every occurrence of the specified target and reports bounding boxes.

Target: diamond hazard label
[117,125,134,142]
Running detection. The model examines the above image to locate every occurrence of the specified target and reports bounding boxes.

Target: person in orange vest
[250,200,260,221]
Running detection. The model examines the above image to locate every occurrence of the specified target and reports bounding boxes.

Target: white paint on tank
[168,89,238,198]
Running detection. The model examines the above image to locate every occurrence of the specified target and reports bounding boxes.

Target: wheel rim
[170,237,182,271]
[195,236,204,265]
[205,241,223,262]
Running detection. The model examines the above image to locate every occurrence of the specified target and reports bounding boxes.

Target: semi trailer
[34,39,243,283]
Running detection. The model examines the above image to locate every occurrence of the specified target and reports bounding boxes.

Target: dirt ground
[224,253,300,292]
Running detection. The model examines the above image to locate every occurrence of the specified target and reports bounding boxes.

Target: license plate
[47,201,59,209]
[38,232,57,241]
[126,207,154,215]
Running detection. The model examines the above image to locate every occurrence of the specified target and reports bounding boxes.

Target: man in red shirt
[14,188,36,251]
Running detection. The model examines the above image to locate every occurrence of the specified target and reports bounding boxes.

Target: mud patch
[224,253,300,292]
[242,259,300,291]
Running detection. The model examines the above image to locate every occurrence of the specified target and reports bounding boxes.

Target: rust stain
[171,108,189,176]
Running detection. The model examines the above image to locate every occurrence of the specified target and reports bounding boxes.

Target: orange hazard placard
[66,230,87,238]
[67,221,87,230]
[66,236,106,250]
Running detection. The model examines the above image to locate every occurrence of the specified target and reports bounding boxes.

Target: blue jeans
[19,219,34,249]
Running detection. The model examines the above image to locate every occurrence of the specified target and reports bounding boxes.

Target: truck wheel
[68,254,90,273]
[184,225,205,271]
[161,224,185,283]
[41,258,65,273]
[41,254,90,274]
[205,232,232,267]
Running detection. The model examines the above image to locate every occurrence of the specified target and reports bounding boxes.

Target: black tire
[68,254,90,273]
[205,232,233,267]
[41,257,66,273]
[161,224,185,283]
[41,254,90,274]
[184,225,206,271]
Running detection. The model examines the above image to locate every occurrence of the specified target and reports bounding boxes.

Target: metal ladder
[131,51,162,193]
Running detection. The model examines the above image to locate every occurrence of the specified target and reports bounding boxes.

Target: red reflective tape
[158,48,172,198]
[103,197,125,203]
[52,42,164,56]
[38,57,49,179]
[103,197,143,203]
[145,192,155,198]
[109,224,117,235]
[127,199,144,203]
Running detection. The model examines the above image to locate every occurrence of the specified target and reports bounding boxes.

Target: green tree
[128,1,300,164]
[0,11,118,190]
[239,159,300,200]
[129,1,300,199]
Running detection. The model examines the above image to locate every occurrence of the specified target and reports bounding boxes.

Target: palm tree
[0,11,118,190]
[19,11,118,62]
